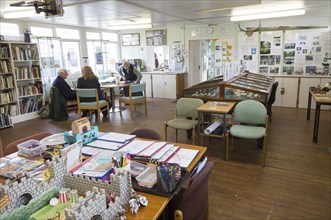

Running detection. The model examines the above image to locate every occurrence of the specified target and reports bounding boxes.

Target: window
[0,22,20,36]
[62,41,81,74]
[56,28,80,40]
[30,26,53,37]
[86,32,100,40]
[102,32,118,41]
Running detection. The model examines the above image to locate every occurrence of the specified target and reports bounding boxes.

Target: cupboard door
[163,75,177,99]
[141,74,152,97]
[273,77,283,107]
[281,78,299,108]
[152,75,164,98]
[298,78,320,109]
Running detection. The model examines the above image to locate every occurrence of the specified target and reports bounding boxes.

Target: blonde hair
[81,66,97,80]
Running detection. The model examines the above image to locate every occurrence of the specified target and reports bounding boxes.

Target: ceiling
[0,0,330,30]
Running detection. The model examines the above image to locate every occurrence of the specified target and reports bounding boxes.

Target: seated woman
[77,66,111,117]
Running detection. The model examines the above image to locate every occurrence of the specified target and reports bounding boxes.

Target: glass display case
[183,72,273,104]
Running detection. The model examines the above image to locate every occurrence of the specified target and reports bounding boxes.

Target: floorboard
[0,98,330,219]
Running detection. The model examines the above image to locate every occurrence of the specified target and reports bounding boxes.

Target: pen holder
[114,160,131,174]
[156,163,181,193]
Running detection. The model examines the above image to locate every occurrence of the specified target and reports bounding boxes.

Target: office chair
[130,128,162,140]
[267,82,279,122]
[119,83,147,119]
[226,100,268,166]
[173,161,214,220]
[164,98,204,145]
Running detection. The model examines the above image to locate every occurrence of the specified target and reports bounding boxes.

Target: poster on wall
[146,29,167,46]
[173,41,184,71]
[259,31,282,74]
[238,32,259,73]
[284,29,331,75]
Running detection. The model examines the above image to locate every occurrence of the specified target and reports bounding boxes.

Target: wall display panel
[238,32,259,73]
[284,29,330,75]
[259,31,283,75]
[146,29,167,46]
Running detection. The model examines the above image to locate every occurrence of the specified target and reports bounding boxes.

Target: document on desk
[151,144,175,160]
[86,140,124,150]
[118,140,154,155]
[167,148,199,168]
[136,142,168,157]
[97,132,136,143]
[82,146,109,156]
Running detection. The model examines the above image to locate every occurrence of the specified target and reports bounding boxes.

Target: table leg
[223,113,226,160]
[197,112,201,146]
[307,89,312,121]
[109,87,125,113]
[313,103,321,143]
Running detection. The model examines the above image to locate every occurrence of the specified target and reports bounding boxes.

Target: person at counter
[52,68,76,100]
[77,66,111,117]
[118,60,143,96]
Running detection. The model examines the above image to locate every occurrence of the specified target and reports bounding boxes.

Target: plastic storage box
[17,139,46,157]
[135,165,157,189]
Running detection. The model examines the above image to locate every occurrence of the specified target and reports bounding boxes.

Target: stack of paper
[97,132,136,143]
[118,140,154,155]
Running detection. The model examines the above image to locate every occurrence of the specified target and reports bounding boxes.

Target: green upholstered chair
[164,98,204,145]
[119,83,147,119]
[226,100,269,166]
[76,88,110,123]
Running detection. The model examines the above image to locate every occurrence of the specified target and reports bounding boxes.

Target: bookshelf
[0,42,43,129]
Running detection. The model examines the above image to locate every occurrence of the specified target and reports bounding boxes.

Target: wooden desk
[197,101,236,159]
[0,142,206,220]
[101,82,129,113]
[306,88,331,143]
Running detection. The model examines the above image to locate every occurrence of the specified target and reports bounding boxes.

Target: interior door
[189,40,201,87]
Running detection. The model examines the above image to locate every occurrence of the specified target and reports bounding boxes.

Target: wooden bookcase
[0,42,42,129]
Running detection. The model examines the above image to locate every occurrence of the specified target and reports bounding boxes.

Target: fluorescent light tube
[108,24,152,30]
[3,10,43,19]
[231,9,305,21]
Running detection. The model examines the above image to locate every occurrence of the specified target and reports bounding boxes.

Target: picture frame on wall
[121,33,140,46]
[146,29,167,46]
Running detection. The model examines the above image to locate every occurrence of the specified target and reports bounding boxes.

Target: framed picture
[121,33,140,46]
[146,29,167,46]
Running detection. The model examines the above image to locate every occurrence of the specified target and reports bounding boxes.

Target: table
[101,82,129,113]
[306,87,331,143]
[0,141,206,220]
[197,101,236,159]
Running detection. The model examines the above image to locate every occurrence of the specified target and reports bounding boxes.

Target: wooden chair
[164,98,204,145]
[173,162,214,220]
[226,100,269,166]
[76,88,110,123]
[129,128,162,140]
[119,83,147,119]
[3,132,52,156]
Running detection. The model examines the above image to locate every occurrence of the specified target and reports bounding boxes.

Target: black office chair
[267,82,279,122]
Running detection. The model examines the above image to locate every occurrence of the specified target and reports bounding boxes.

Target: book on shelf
[0,75,14,88]
[0,91,16,104]
[0,45,10,58]
[12,46,38,61]
[0,60,11,73]
[19,98,42,114]
[0,104,17,116]
[0,114,12,128]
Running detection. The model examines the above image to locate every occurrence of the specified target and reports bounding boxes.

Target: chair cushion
[80,100,108,106]
[230,125,266,139]
[120,96,145,101]
[167,118,198,130]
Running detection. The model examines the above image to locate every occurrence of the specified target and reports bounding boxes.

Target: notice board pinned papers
[97,132,136,143]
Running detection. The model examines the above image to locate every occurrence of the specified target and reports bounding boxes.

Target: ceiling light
[231,9,305,21]
[107,24,152,30]
[3,9,43,19]
[230,1,305,21]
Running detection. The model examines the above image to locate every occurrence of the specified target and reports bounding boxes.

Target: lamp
[107,24,152,30]
[3,9,43,19]
[230,1,305,21]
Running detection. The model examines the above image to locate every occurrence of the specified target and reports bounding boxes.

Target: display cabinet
[183,72,273,105]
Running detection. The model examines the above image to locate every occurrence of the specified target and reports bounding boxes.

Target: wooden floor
[0,98,330,219]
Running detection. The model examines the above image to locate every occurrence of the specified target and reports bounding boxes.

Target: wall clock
[207,27,214,34]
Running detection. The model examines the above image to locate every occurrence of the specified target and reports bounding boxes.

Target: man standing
[52,69,76,100]
[118,60,143,96]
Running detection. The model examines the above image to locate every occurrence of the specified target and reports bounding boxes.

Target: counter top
[141,71,187,75]
[267,74,331,78]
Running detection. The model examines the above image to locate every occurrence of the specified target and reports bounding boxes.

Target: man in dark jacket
[52,69,76,100]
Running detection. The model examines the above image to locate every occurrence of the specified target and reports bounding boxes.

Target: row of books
[0,75,14,88]
[11,46,38,61]
[0,114,12,128]
[0,60,11,73]
[0,104,18,116]
[0,91,17,104]
[19,98,42,114]
[17,83,42,97]
[0,45,10,58]
[14,65,41,80]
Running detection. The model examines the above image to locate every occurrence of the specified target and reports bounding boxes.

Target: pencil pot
[114,160,131,174]
[156,163,181,193]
